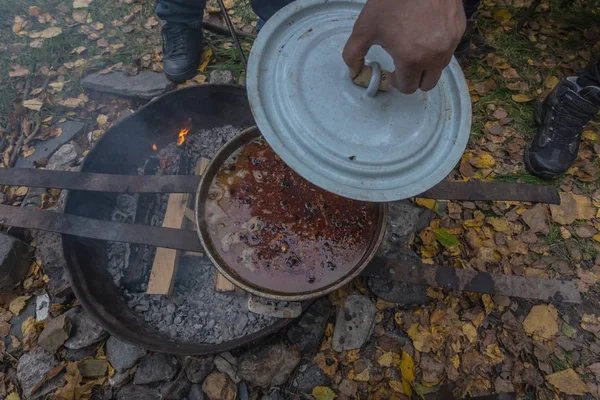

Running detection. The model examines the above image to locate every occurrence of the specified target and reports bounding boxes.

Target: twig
[202,20,256,39]
[8,134,25,167]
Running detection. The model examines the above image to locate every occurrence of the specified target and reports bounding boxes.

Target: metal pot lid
[247,0,472,202]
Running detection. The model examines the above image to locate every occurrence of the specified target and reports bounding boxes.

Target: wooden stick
[146,158,209,295]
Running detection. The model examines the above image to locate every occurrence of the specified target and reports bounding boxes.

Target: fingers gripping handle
[352,61,392,96]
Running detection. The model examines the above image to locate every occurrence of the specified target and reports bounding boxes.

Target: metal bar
[0,205,204,252]
[362,257,581,303]
[216,0,248,70]
[418,181,560,204]
[0,169,560,204]
[0,168,202,193]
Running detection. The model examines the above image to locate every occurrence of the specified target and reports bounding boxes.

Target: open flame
[177,127,190,146]
[152,144,157,151]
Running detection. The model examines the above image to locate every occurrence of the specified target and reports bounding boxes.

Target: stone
[17,347,59,399]
[64,343,99,361]
[79,359,109,378]
[63,307,108,349]
[15,121,87,169]
[209,70,235,85]
[238,340,301,387]
[37,313,71,353]
[367,250,430,306]
[186,356,214,383]
[379,201,421,250]
[287,297,332,356]
[134,353,179,384]
[332,294,377,352]
[377,331,411,353]
[189,384,205,400]
[162,376,192,400]
[81,71,171,99]
[31,231,71,302]
[214,354,241,383]
[294,363,331,393]
[0,233,33,294]
[109,371,131,388]
[117,384,160,400]
[36,293,50,321]
[202,372,237,400]
[47,143,80,170]
[106,336,147,372]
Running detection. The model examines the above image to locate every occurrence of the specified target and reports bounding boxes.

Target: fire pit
[61,85,305,355]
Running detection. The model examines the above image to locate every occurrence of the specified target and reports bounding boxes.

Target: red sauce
[205,138,379,293]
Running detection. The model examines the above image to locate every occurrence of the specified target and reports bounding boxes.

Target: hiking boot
[524,77,600,179]
[161,22,203,83]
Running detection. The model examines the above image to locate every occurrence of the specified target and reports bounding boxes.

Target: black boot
[161,22,203,83]
[524,77,600,179]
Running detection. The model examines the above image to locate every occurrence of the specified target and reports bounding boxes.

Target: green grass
[545,225,563,247]
[493,171,552,185]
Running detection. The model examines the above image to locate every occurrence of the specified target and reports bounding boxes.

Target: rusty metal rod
[216,0,248,70]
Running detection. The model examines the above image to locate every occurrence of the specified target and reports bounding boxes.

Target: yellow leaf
[198,48,212,72]
[15,186,29,197]
[426,287,444,299]
[550,193,596,225]
[354,368,369,382]
[222,0,235,9]
[481,294,494,314]
[511,93,533,103]
[546,368,589,395]
[484,344,504,364]
[71,46,87,54]
[522,304,558,339]
[389,379,405,394]
[400,351,415,396]
[450,354,460,369]
[494,9,512,21]
[23,99,43,111]
[30,27,62,39]
[73,0,93,8]
[545,76,560,90]
[6,392,20,400]
[583,130,598,142]
[96,114,108,126]
[581,314,600,338]
[430,309,445,325]
[376,298,395,310]
[314,352,338,378]
[9,66,30,78]
[394,311,403,325]
[415,198,442,215]
[61,98,84,108]
[9,295,31,315]
[462,322,477,343]
[469,151,496,169]
[312,386,337,400]
[23,148,35,158]
[487,217,509,232]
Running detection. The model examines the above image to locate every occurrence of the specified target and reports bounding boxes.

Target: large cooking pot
[195,126,388,301]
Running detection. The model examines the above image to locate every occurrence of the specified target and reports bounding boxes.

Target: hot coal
[105,125,280,344]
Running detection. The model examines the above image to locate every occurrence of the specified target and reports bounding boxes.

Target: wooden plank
[146,158,210,295]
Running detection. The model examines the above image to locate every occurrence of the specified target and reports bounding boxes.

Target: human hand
[342,0,466,94]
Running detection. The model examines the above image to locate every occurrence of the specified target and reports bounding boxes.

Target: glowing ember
[152,144,157,151]
[177,128,190,146]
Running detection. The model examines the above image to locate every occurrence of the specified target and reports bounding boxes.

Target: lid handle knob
[352,61,393,96]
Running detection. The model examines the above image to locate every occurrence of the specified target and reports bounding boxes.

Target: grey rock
[79,359,109,378]
[17,347,58,399]
[106,336,147,372]
[31,231,71,302]
[0,233,33,294]
[202,372,237,400]
[36,293,50,321]
[47,143,80,170]
[64,307,108,349]
[117,384,160,400]
[162,376,192,400]
[65,343,99,361]
[214,354,241,383]
[259,388,286,400]
[379,201,421,250]
[238,340,301,387]
[109,371,131,388]
[209,70,235,85]
[332,294,377,352]
[188,384,204,400]
[81,71,170,99]
[287,297,332,356]
[186,356,214,383]
[15,121,87,169]
[294,363,331,393]
[38,313,72,353]
[134,353,179,384]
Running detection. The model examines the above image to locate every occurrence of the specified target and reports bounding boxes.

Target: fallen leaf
[482,294,494,314]
[9,66,30,78]
[30,27,62,39]
[15,187,29,197]
[97,38,108,48]
[512,93,533,103]
[581,314,600,338]
[312,386,336,400]
[545,76,560,90]
[28,6,42,16]
[433,228,460,248]
[0,321,10,338]
[49,81,66,92]
[550,193,596,225]
[469,151,496,169]
[583,130,598,142]
[521,205,549,234]
[71,46,87,54]
[91,21,104,30]
[400,351,415,397]
[109,43,124,53]
[96,114,108,126]
[72,10,88,23]
[546,368,589,395]
[23,148,35,158]
[484,344,504,364]
[30,39,44,48]
[462,322,477,343]
[13,16,27,34]
[523,304,558,339]
[73,0,93,8]
[389,379,405,394]
[9,296,31,315]
[144,16,159,30]
[314,352,338,379]
[562,322,576,338]
[501,68,520,79]
[415,198,443,215]
[223,0,235,9]
[198,48,212,72]
[60,97,85,108]
[494,9,512,21]
[487,217,509,232]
